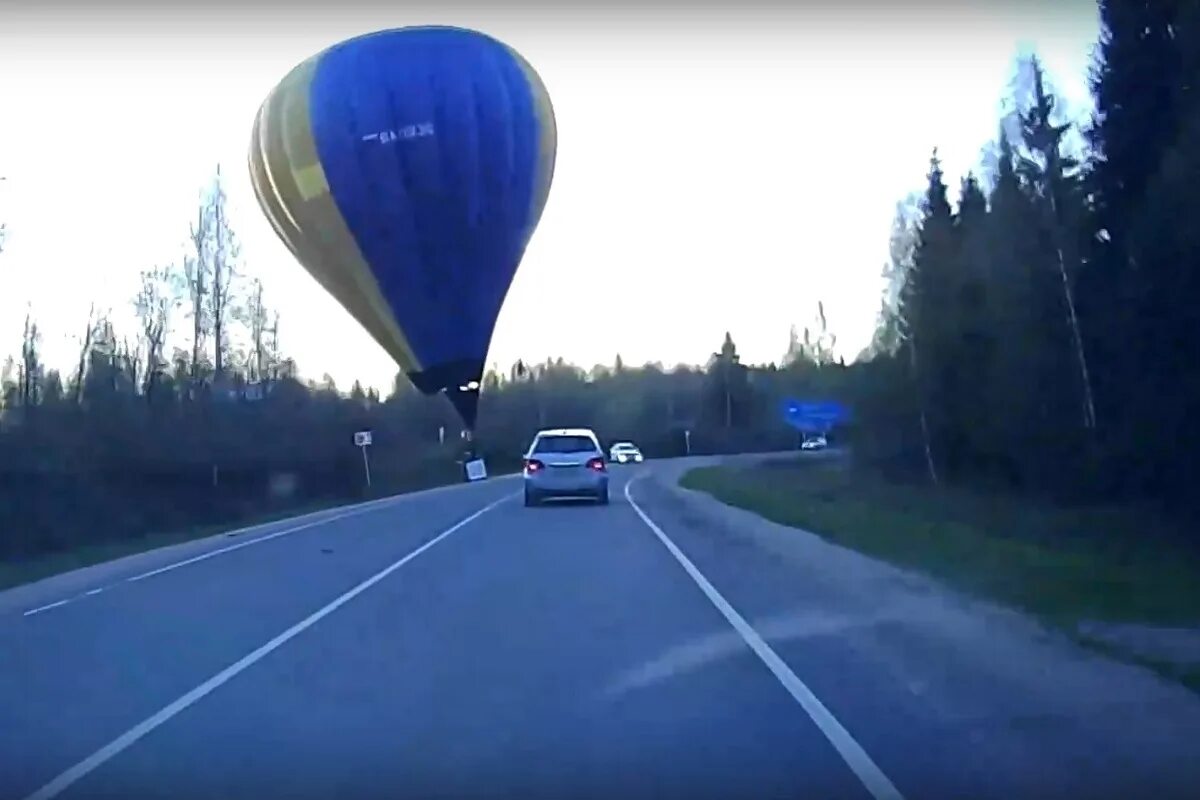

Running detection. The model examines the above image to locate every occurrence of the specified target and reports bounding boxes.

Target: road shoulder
[635,458,1200,798]
[0,476,518,617]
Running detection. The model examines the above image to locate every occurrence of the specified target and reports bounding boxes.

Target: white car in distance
[609,442,644,464]
[801,435,828,451]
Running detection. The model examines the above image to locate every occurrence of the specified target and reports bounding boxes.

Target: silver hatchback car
[523,428,610,506]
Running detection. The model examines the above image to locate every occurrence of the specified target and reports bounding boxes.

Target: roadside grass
[1,460,524,593]
[0,498,345,592]
[0,448,533,595]
[681,460,1200,644]
[1076,636,1200,695]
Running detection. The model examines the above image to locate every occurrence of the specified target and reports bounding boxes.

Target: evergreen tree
[900,149,957,478]
[702,332,751,430]
[1113,2,1200,501]
[950,171,999,478]
[1080,0,1183,441]
[984,128,1047,487]
[1019,56,1097,436]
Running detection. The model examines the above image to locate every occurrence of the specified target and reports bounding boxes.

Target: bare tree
[812,302,837,365]
[19,309,42,409]
[71,304,96,403]
[235,280,282,395]
[121,336,142,394]
[180,166,242,390]
[0,357,15,410]
[83,314,119,400]
[184,201,211,388]
[242,278,269,384]
[205,166,240,381]
[134,264,179,399]
[268,311,281,381]
[788,301,838,367]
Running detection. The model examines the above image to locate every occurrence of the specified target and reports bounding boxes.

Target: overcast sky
[0,0,1100,392]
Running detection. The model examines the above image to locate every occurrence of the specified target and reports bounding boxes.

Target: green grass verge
[681,460,1200,631]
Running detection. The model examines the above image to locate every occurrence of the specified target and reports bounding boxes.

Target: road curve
[3,456,1199,799]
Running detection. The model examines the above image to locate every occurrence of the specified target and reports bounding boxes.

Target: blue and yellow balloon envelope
[249,26,557,428]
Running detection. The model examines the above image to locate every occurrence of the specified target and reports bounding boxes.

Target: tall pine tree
[900,150,957,481]
[1081,0,1183,455]
[951,172,1001,479]
[1082,0,1200,504]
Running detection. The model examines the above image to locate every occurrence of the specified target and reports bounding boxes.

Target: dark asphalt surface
[3,457,1200,799]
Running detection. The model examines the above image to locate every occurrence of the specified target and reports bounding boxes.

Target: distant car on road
[523,428,609,507]
[608,441,644,464]
[801,435,828,451]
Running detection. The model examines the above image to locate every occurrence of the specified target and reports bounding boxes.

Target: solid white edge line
[122,492,448,584]
[23,600,71,617]
[125,478,518,583]
[29,474,520,599]
[22,514,369,617]
[22,491,516,800]
[125,514,353,583]
[15,478,520,617]
[624,478,905,800]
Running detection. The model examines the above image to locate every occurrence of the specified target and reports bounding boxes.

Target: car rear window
[534,435,597,454]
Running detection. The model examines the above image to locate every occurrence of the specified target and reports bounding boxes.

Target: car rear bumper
[525,470,608,497]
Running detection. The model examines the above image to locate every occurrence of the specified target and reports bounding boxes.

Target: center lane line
[21,491,517,800]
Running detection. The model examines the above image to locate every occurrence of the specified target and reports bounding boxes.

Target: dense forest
[869,0,1200,512]
[2,0,1198,560]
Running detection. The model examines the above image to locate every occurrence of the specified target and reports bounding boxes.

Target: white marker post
[353,430,373,488]
[684,429,691,456]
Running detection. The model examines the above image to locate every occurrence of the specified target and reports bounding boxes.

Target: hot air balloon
[248,26,557,430]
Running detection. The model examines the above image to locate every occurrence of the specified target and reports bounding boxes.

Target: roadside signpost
[457,427,488,482]
[353,430,373,488]
[464,458,488,482]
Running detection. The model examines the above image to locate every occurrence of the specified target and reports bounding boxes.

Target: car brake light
[586,457,606,472]
[525,459,544,473]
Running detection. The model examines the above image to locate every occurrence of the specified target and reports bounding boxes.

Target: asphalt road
[3,457,1200,799]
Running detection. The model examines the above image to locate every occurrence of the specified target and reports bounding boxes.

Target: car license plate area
[541,462,588,486]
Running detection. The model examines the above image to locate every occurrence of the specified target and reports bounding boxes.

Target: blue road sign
[782,399,848,432]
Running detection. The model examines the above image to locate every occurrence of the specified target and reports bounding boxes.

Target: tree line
[862,0,1200,523]
[0,167,849,558]
[3,0,1197,560]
